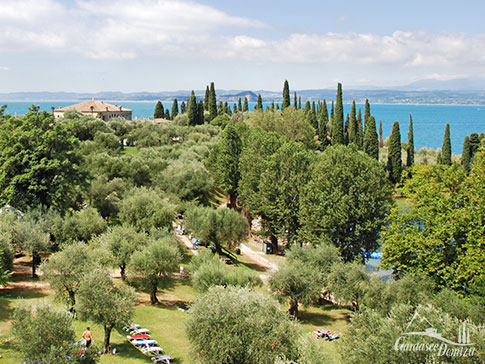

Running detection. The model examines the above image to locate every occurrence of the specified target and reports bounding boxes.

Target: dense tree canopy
[382,149,485,294]
[0,110,86,212]
[299,145,393,262]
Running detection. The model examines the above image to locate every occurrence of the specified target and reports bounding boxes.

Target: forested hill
[1,89,484,104]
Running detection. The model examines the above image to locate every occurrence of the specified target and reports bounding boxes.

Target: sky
[1,0,485,92]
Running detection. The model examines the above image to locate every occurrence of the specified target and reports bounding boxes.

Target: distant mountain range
[1,78,485,105]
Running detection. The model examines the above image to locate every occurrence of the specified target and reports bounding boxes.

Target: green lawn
[0,251,350,364]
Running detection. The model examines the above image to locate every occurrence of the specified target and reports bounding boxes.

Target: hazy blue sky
[1,0,484,92]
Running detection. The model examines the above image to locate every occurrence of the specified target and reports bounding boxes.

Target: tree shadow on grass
[236,261,267,273]
[298,305,351,328]
[109,340,150,361]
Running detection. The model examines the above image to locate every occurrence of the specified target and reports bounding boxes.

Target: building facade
[54,99,132,121]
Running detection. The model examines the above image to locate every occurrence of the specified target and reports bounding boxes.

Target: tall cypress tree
[204,86,210,111]
[317,101,329,150]
[243,97,249,112]
[406,114,414,167]
[364,99,371,132]
[387,121,402,184]
[468,133,481,160]
[209,82,217,121]
[441,123,452,165]
[238,98,242,112]
[164,109,170,120]
[218,101,223,115]
[298,96,301,110]
[332,83,344,145]
[344,113,350,145]
[293,91,297,109]
[357,109,363,149]
[282,80,290,109]
[256,94,263,110]
[197,100,205,125]
[187,91,197,126]
[310,102,318,129]
[154,101,164,118]
[171,98,179,119]
[348,101,357,145]
[461,135,471,173]
[233,103,237,113]
[379,120,384,148]
[271,101,275,110]
[364,116,379,160]
[180,101,186,114]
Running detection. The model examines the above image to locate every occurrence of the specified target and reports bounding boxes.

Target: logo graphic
[394,310,477,358]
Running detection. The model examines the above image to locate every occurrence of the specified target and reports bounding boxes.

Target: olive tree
[128,235,182,304]
[76,268,136,353]
[99,224,146,280]
[186,286,300,364]
[269,261,322,318]
[184,206,249,254]
[41,242,97,312]
[11,302,78,364]
[118,187,175,232]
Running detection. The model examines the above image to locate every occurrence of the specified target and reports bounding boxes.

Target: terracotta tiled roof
[54,99,131,113]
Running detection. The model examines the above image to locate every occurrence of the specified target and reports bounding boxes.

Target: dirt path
[177,233,199,256]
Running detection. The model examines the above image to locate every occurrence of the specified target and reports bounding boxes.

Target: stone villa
[54,99,132,121]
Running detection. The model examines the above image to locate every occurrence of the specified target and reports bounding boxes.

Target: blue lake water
[2,101,484,152]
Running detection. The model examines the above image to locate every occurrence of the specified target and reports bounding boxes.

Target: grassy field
[0,243,350,364]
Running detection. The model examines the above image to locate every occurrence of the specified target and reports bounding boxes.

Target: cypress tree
[310,102,318,129]
[364,115,379,160]
[329,101,334,135]
[357,109,363,149]
[154,101,164,118]
[406,114,414,167]
[233,103,237,113]
[436,151,442,165]
[348,101,357,145]
[171,98,179,118]
[224,102,231,115]
[197,100,205,125]
[344,113,350,145]
[387,121,402,184]
[321,99,329,132]
[317,100,329,150]
[257,94,263,110]
[298,96,301,110]
[218,101,223,115]
[364,99,371,132]
[209,82,217,121]
[180,101,186,114]
[204,86,210,111]
[282,80,290,109]
[271,101,275,110]
[243,97,249,112]
[238,98,242,112]
[441,123,452,165]
[379,120,384,148]
[164,109,170,120]
[332,83,344,145]
[461,136,471,173]
[293,91,297,109]
[276,104,280,110]
[468,132,481,159]
[303,100,311,114]
[187,91,197,125]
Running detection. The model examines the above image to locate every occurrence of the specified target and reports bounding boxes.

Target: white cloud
[0,0,485,82]
[0,66,9,71]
